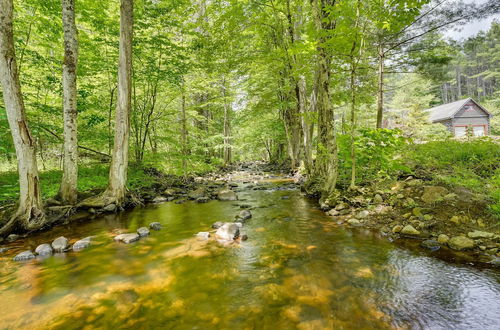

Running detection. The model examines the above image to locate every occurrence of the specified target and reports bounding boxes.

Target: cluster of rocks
[196,209,252,243]
[114,222,162,244]
[12,235,93,261]
[10,222,164,261]
[319,178,500,260]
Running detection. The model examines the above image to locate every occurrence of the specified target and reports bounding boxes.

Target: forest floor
[0,160,499,265]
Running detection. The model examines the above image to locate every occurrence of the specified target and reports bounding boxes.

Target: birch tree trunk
[0,0,44,235]
[103,0,133,206]
[58,0,78,204]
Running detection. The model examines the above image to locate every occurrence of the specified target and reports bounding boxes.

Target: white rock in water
[196,232,210,240]
[114,233,140,244]
[35,243,53,256]
[215,223,240,241]
[51,236,69,252]
[217,189,238,201]
[73,237,92,251]
[137,227,150,237]
[13,250,35,261]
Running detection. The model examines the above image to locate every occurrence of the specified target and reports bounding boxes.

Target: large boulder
[217,189,238,201]
[215,223,240,241]
[448,236,475,251]
[421,186,449,204]
[114,233,140,244]
[51,236,69,252]
[188,187,206,200]
[73,237,92,251]
[13,251,35,261]
[35,243,53,256]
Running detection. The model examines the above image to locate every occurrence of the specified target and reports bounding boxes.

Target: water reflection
[0,181,498,329]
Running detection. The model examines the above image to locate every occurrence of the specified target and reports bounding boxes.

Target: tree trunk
[376,47,385,128]
[0,0,44,235]
[102,0,133,206]
[58,0,78,204]
[311,0,338,198]
[222,78,231,166]
[456,65,462,99]
[299,75,314,174]
[180,77,188,176]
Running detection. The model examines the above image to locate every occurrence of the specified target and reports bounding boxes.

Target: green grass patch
[0,164,157,204]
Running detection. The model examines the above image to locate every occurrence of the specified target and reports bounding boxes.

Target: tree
[0,0,44,235]
[102,0,133,207]
[58,0,79,204]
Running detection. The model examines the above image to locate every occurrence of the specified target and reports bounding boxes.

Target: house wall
[452,102,490,135]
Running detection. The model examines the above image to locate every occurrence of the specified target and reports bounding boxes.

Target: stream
[0,172,499,329]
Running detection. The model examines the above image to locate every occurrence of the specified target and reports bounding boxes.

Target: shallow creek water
[0,176,499,329]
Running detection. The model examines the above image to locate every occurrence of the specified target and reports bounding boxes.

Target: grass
[406,138,500,219]
[0,164,157,205]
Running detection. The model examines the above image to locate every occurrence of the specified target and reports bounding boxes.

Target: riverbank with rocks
[1,162,498,266]
[313,175,500,265]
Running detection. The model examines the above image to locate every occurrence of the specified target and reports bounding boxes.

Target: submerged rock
[114,233,140,244]
[448,236,475,251]
[73,237,92,251]
[13,251,35,261]
[137,227,150,237]
[401,225,420,236]
[215,223,240,241]
[217,189,238,201]
[237,210,252,222]
[149,222,162,231]
[51,236,69,252]
[35,243,53,256]
[421,239,440,251]
[0,247,8,253]
[467,231,495,239]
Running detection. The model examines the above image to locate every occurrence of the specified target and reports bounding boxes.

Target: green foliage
[339,129,409,184]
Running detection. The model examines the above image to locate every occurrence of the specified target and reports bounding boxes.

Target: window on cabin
[472,126,485,137]
[454,126,467,137]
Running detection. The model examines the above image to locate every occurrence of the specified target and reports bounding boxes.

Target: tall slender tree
[58,0,79,204]
[102,0,133,206]
[0,0,44,235]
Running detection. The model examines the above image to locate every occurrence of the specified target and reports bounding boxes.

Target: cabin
[426,98,493,137]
